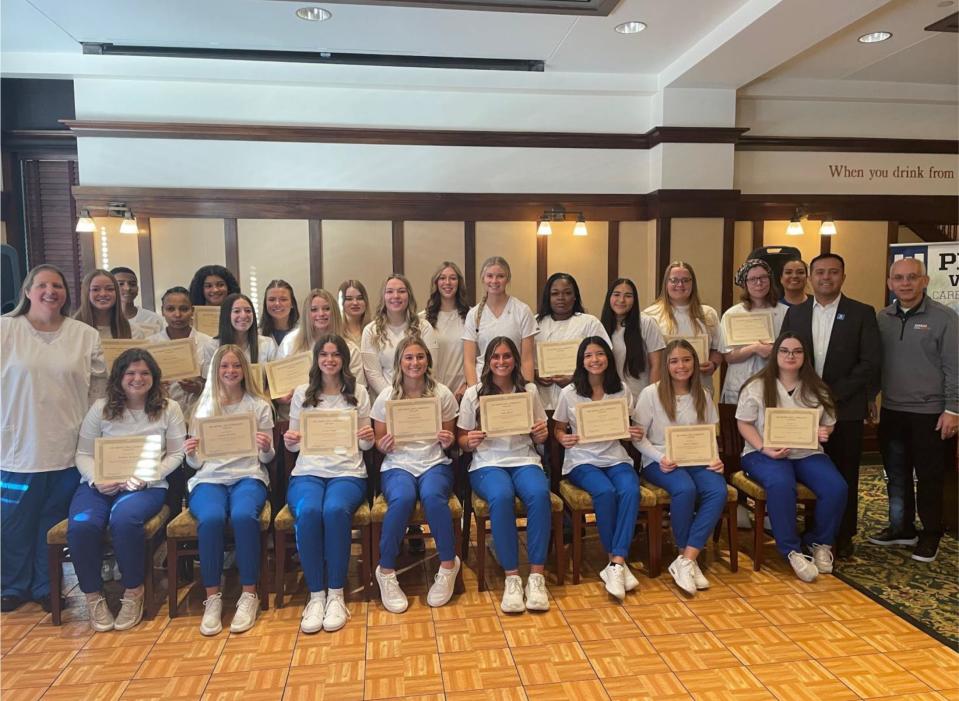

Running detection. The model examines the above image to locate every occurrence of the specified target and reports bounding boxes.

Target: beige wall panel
[475,222,537,309]
[670,218,725,312]
[763,220,820,265]
[237,219,311,313]
[829,221,888,311]
[404,221,466,306]
[899,226,922,243]
[151,218,225,307]
[93,216,141,282]
[732,221,754,307]
[619,221,657,308]
[547,221,609,316]
[322,220,393,305]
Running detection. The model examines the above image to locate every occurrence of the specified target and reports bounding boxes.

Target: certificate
[664,335,709,362]
[723,312,775,346]
[664,425,719,467]
[249,363,266,393]
[300,409,357,457]
[763,408,820,450]
[385,397,441,442]
[575,398,630,443]
[94,435,163,482]
[101,339,148,372]
[143,339,201,382]
[536,340,581,377]
[479,393,534,438]
[193,306,221,337]
[195,413,258,461]
[264,353,312,399]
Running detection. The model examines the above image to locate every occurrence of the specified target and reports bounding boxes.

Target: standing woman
[601,278,664,398]
[371,337,461,612]
[185,345,275,635]
[552,337,644,600]
[112,267,164,336]
[736,333,846,582]
[259,279,299,347]
[1,265,106,613]
[74,269,144,340]
[462,257,538,386]
[643,262,722,389]
[634,340,727,596]
[147,286,211,422]
[361,274,438,397]
[284,334,374,634]
[457,337,551,613]
[534,272,609,411]
[780,258,809,307]
[421,261,470,402]
[188,265,241,308]
[69,349,185,631]
[719,259,787,404]
[338,280,370,347]
[200,293,277,378]
[278,289,364,384]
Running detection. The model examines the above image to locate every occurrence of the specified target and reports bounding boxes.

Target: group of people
[1,249,954,638]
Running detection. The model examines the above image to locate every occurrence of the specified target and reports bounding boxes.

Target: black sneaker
[867,527,919,547]
[407,525,426,555]
[911,533,940,563]
[0,595,23,613]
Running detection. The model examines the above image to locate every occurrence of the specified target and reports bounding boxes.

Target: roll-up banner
[889,242,959,314]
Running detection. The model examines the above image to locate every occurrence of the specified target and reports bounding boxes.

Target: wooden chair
[165,501,272,617]
[46,505,170,626]
[273,502,373,607]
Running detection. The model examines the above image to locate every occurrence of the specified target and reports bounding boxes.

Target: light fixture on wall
[786,210,805,236]
[537,206,589,237]
[537,220,553,236]
[119,211,139,235]
[819,218,837,236]
[75,209,96,233]
[77,202,139,235]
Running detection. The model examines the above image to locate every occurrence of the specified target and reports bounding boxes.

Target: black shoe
[836,539,855,559]
[911,533,940,563]
[867,527,918,547]
[408,525,425,555]
[0,595,23,613]
[35,595,66,613]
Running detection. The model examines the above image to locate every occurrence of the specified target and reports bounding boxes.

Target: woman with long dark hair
[188,265,241,308]
[600,278,664,398]
[200,293,277,377]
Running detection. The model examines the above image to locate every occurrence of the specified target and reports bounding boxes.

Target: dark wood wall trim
[464,221,476,305]
[655,217,671,281]
[136,217,156,310]
[737,136,958,154]
[392,220,404,274]
[751,220,764,251]
[737,194,958,225]
[308,220,323,289]
[536,227,547,299]
[884,221,898,306]
[224,218,239,278]
[647,189,741,219]
[721,218,735,311]
[607,221,619,283]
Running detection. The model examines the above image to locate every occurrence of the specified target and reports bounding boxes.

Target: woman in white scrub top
[74,268,143,340]
[421,261,469,402]
[200,293,277,378]
[600,278,664,399]
[112,266,163,337]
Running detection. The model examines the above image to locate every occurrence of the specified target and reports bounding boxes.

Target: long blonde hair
[372,274,421,350]
[474,256,511,331]
[193,344,272,425]
[293,289,342,354]
[656,339,708,423]
[389,336,438,400]
[649,261,714,336]
[73,269,132,339]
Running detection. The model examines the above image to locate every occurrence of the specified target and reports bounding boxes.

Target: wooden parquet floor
[2,528,957,701]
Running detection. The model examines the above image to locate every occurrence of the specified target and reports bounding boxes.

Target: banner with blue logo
[889,242,959,314]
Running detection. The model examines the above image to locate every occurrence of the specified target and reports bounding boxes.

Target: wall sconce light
[819,218,837,236]
[537,220,553,236]
[119,211,139,235]
[786,209,805,236]
[78,202,139,235]
[75,209,96,233]
[537,206,589,237]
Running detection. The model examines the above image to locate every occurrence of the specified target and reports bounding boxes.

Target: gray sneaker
[114,594,143,631]
[87,595,115,633]
[788,551,819,582]
[200,592,223,636]
[808,544,834,574]
[230,592,260,633]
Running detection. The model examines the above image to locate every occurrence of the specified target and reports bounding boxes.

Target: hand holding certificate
[195,414,258,461]
[664,425,719,467]
[385,397,442,443]
[536,340,580,377]
[763,408,820,450]
[664,335,709,363]
[193,306,221,337]
[300,409,358,457]
[575,398,630,443]
[264,353,312,399]
[723,312,775,346]
[94,435,163,483]
[479,393,534,438]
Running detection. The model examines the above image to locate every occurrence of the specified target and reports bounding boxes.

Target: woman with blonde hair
[278,289,364,383]
[421,261,470,401]
[338,279,370,346]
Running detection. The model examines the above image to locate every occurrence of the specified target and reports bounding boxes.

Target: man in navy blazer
[781,253,881,558]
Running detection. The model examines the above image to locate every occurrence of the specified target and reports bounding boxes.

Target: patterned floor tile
[601,672,693,701]
[713,626,810,666]
[819,653,933,698]
[579,636,671,677]
[510,642,597,686]
[676,666,776,700]
[748,659,858,701]
[647,631,742,672]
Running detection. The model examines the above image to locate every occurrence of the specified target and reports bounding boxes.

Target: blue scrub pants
[379,463,455,569]
[567,463,639,558]
[642,463,727,551]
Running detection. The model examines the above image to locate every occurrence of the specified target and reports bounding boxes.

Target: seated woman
[457,336,551,613]
[185,344,275,636]
[736,332,846,582]
[284,334,374,633]
[69,348,185,632]
[552,337,644,600]
[371,337,460,612]
[634,340,727,596]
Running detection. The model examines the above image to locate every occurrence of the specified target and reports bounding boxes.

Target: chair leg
[274,529,287,609]
[371,522,382,598]
[647,506,663,578]
[803,500,815,533]
[475,516,487,592]
[570,509,583,585]
[360,524,373,602]
[460,502,473,570]
[167,537,179,618]
[143,537,156,620]
[753,499,766,571]
[48,545,63,626]
[259,531,270,611]
[552,510,565,586]
[452,517,465,594]
[726,501,739,572]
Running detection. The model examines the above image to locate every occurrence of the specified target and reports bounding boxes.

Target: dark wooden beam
[722,217,735,311]
[655,217,671,281]
[751,220,764,252]
[392,220,404,274]
[308,219,322,289]
[884,221,898,306]
[464,221,476,306]
[136,217,156,310]
[607,221,619,285]
[224,218,239,279]
[820,231,832,256]
[737,135,957,154]
[536,226,548,298]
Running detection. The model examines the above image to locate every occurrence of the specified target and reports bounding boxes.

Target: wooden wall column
[224,218,239,278]
[309,219,323,289]
[464,221,476,305]
[655,217,671,278]
[392,220,404,274]
[136,217,156,310]
[607,221,620,284]
[721,217,735,311]
[536,225,548,296]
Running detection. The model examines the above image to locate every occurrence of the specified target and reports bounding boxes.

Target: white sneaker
[809,544,834,574]
[375,567,408,614]
[788,551,819,583]
[622,564,640,592]
[668,555,697,596]
[689,559,710,590]
[524,573,549,611]
[301,591,326,634]
[599,563,626,601]
[114,594,143,631]
[427,557,460,608]
[501,574,525,613]
[323,592,351,632]
[200,592,223,636]
[87,595,114,633]
[230,592,260,633]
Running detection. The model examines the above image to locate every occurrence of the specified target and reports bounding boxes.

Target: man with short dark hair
[869,257,957,562]
[781,253,881,558]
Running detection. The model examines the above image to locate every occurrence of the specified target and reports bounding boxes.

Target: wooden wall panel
[321,220,393,300]
[236,219,311,311]
[403,221,466,305]
[475,222,538,310]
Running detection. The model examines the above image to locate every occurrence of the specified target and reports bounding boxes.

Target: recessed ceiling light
[615,21,647,34]
[296,7,332,21]
[937,1,954,7]
[858,31,892,43]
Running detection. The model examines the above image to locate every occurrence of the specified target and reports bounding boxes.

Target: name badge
[914,323,929,331]
[836,313,845,321]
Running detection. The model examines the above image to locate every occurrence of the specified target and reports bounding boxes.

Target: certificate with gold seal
[664,425,718,467]
[664,335,709,363]
[94,435,163,482]
[143,339,201,382]
[101,339,148,372]
[385,397,442,443]
[300,409,358,457]
[575,398,630,443]
[192,306,221,337]
[723,312,775,346]
[264,352,312,399]
[763,408,819,450]
[479,393,534,438]
[195,413,258,461]
[536,340,581,377]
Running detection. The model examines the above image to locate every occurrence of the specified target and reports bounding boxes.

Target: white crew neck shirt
[419,309,466,394]
[736,378,835,460]
[633,383,719,467]
[610,316,666,399]
[553,384,633,475]
[534,313,609,411]
[360,318,439,397]
[289,383,373,480]
[457,382,547,471]
[371,382,459,477]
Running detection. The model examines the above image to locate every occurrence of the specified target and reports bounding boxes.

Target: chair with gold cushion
[640,480,740,573]
[273,501,373,607]
[559,480,662,582]
[165,501,272,617]
[46,504,170,626]
[730,470,817,571]
[370,493,465,596]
